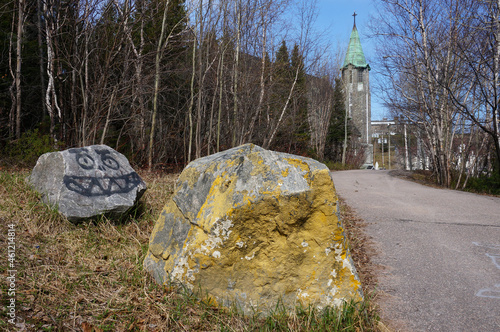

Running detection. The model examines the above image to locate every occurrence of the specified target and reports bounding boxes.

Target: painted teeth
[63,172,142,197]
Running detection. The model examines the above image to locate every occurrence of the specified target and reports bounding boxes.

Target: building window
[350,71,353,83]
[358,69,363,82]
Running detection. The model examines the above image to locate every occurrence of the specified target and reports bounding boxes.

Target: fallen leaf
[81,322,93,332]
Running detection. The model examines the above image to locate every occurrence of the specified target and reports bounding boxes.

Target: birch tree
[373,0,465,186]
[44,0,63,141]
[445,0,500,177]
[148,0,170,169]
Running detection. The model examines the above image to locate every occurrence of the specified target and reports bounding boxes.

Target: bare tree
[372,0,469,186]
[2,0,355,170]
[273,4,320,151]
[444,0,500,177]
[148,0,171,170]
[307,60,340,160]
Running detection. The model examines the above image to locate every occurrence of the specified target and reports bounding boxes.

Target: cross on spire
[353,11,357,27]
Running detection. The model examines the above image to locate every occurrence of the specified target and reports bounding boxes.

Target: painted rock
[144,144,362,315]
[28,145,147,222]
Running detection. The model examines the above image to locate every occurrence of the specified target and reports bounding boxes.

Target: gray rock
[144,144,362,315]
[28,145,147,222]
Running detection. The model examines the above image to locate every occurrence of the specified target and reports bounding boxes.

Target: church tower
[341,13,373,166]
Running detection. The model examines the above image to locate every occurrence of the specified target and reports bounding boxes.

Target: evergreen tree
[275,40,290,73]
[0,0,47,141]
[269,40,290,150]
[325,78,349,161]
[0,0,15,142]
[290,43,308,154]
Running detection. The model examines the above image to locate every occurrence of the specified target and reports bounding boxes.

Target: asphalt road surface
[331,170,500,332]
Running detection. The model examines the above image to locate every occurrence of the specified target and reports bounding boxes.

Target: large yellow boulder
[144,144,362,314]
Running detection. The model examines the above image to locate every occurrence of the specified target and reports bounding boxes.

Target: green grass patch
[1,129,64,168]
[463,172,500,196]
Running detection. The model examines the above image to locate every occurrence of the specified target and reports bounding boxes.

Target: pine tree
[325,78,349,161]
[268,40,291,150]
[290,43,308,154]
[275,40,290,74]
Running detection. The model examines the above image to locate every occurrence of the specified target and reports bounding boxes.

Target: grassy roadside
[387,170,440,188]
[0,168,380,331]
[388,169,500,196]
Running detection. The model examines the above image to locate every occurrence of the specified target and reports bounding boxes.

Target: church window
[358,69,363,82]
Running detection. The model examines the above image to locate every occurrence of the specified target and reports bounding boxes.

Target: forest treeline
[1,0,350,170]
[3,0,499,192]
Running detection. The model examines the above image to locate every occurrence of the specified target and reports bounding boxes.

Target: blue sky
[315,0,387,120]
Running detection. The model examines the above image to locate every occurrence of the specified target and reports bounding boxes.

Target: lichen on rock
[144,143,362,314]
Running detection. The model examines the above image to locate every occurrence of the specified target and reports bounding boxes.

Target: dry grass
[388,170,438,188]
[337,197,378,297]
[1,169,380,331]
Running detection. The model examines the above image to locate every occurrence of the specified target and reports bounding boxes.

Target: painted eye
[77,153,95,170]
[101,155,120,170]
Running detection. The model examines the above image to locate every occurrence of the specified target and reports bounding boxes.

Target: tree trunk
[148,0,170,170]
[244,3,268,143]
[101,86,117,145]
[15,0,24,139]
[44,0,62,142]
[195,0,204,159]
[494,0,500,175]
[81,0,90,146]
[187,27,197,163]
[217,43,225,153]
[37,0,46,119]
[232,0,241,147]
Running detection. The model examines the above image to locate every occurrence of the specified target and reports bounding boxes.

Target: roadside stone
[144,143,362,315]
[28,144,147,222]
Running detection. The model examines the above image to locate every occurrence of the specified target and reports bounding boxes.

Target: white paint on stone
[245,251,256,260]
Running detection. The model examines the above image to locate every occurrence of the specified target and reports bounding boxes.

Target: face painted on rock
[63,146,142,197]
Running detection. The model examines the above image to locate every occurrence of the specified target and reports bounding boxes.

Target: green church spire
[342,12,370,70]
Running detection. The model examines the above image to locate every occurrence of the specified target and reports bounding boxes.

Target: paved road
[331,170,500,332]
